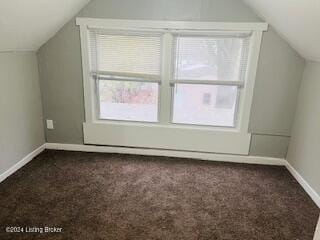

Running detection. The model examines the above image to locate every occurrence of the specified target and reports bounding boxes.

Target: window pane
[173,36,249,81]
[94,32,161,76]
[172,84,237,127]
[98,80,158,122]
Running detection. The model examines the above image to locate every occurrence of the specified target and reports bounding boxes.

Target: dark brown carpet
[0,150,319,240]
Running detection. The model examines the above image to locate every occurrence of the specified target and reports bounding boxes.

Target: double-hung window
[78,18,267,154]
[89,30,162,122]
[171,34,250,127]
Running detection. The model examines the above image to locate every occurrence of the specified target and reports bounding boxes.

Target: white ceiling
[244,0,320,62]
[1,0,320,61]
[0,0,90,51]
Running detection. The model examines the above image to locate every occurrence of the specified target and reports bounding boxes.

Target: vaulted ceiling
[0,0,90,51]
[243,0,320,62]
[0,0,319,62]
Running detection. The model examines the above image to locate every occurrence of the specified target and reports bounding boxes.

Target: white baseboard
[0,144,46,183]
[285,162,320,208]
[45,143,287,166]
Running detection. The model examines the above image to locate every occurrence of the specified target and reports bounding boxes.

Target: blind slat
[173,35,250,82]
[89,29,162,79]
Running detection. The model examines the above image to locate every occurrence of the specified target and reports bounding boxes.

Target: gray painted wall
[287,61,320,196]
[37,0,305,158]
[314,217,320,240]
[248,26,305,158]
[0,52,45,175]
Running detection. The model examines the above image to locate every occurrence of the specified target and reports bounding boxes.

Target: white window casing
[77,18,268,155]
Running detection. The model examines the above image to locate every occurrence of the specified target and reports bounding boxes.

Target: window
[98,80,158,122]
[89,30,162,122]
[172,84,238,127]
[78,18,267,154]
[171,34,250,127]
[202,93,211,105]
[88,30,250,127]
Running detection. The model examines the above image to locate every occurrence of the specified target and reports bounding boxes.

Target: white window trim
[77,18,268,155]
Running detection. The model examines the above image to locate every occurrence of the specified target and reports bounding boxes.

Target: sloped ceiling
[0,0,90,51]
[1,0,319,62]
[244,0,320,62]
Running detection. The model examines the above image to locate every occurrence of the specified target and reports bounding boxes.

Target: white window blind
[172,34,250,83]
[89,29,162,80]
[88,29,162,122]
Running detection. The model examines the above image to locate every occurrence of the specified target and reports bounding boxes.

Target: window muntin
[171,34,250,127]
[89,30,162,122]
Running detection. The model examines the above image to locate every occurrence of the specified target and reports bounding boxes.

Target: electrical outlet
[46,120,54,129]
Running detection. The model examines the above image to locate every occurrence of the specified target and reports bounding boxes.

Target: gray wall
[0,52,45,175]
[248,26,305,158]
[314,217,320,240]
[287,61,320,196]
[37,0,305,158]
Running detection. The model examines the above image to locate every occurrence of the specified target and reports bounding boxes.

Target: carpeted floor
[0,150,319,240]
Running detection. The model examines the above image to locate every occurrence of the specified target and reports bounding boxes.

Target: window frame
[77,18,268,155]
